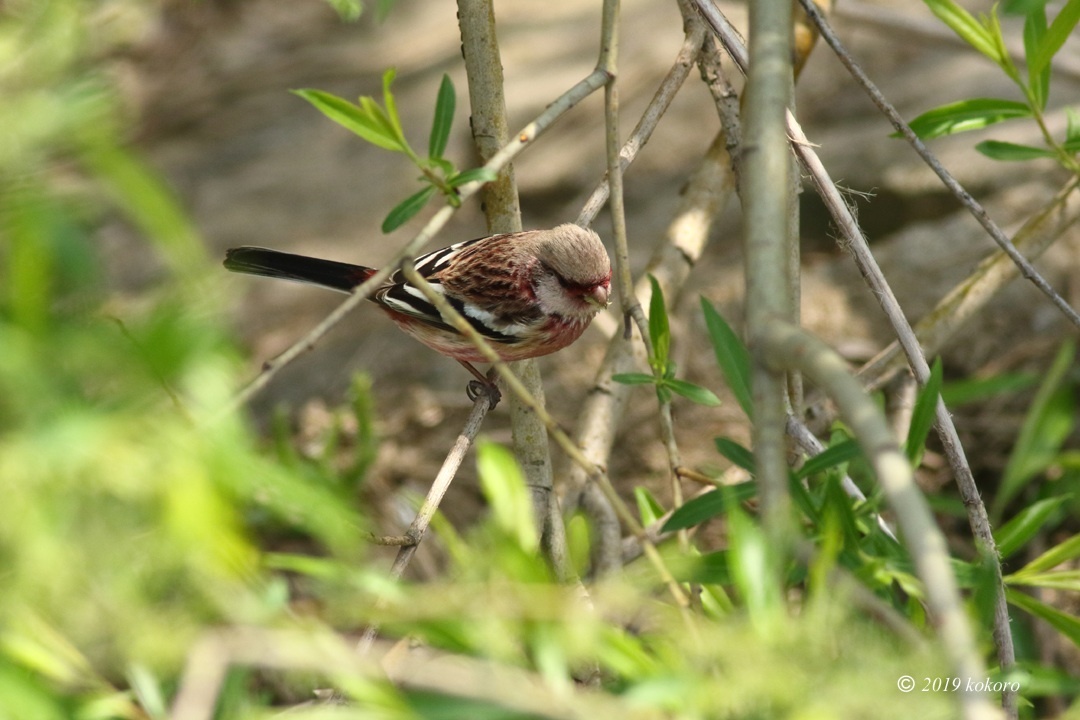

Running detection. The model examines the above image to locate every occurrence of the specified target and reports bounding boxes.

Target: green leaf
[429,74,455,159]
[665,378,722,407]
[447,167,499,189]
[1066,107,1080,145]
[1029,0,1080,77]
[1006,588,1080,646]
[1004,0,1050,13]
[1011,533,1080,576]
[905,357,943,464]
[662,484,757,533]
[381,68,408,150]
[975,139,1057,161]
[941,371,1037,406]
[292,89,403,151]
[995,496,1071,558]
[647,275,670,367]
[921,0,1002,62]
[381,185,436,233]
[358,96,404,150]
[634,486,666,527]
[325,0,362,21]
[701,298,753,419]
[612,372,656,386]
[905,98,1032,140]
[1024,7,1050,109]
[715,437,756,473]
[994,340,1076,516]
[794,438,862,481]
[476,440,537,552]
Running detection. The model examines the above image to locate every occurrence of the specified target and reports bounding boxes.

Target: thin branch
[456,0,566,577]
[740,0,797,568]
[797,0,1080,336]
[357,389,493,653]
[859,176,1080,390]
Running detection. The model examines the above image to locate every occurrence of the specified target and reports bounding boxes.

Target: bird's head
[530,224,612,320]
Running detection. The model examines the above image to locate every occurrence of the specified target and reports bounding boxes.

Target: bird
[223,223,612,399]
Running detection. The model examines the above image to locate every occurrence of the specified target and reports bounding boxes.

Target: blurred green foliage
[3,1,1079,718]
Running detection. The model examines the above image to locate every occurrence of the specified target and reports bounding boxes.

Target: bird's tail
[223,247,376,293]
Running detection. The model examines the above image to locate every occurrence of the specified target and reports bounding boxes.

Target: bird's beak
[585,284,611,309]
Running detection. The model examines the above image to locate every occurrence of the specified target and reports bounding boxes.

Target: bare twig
[357,389,493,653]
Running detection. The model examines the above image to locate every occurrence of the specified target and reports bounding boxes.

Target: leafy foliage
[911,0,1080,171]
[294,71,497,232]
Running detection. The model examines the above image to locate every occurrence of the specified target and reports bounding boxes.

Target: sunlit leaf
[1024,6,1050,109]
[634,486,666,527]
[1029,0,1080,77]
[292,89,403,151]
[921,0,1002,62]
[1006,588,1080,646]
[1010,533,1080,576]
[648,275,670,367]
[904,98,1032,140]
[476,441,537,552]
[612,372,655,386]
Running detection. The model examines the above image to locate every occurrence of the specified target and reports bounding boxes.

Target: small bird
[224,223,612,395]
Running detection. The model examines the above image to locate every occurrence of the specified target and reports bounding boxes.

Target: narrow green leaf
[293,89,402,151]
[1024,7,1050,109]
[358,96,403,149]
[941,371,1038,406]
[921,0,1002,61]
[701,298,753,419]
[634,486,666,527]
[647,275,670,367]
[905,357,943,464]
[728,503,782,629]
[905,98,1032,140]
[1006,570,1080,591]
[429,74,456,159]
[612,372,656,386]
[715,437,756,473]
[1011,533,1080,576]
[381,185,436,233]
[993,496,1071,557]
[794,438,862,481]
[1004,0,1050,13]
[381,68,408,149]
[975,139,1057,161]
[1006,588,1080,646]
[995,496,1071,558]
[447,167,499,189]
[995,340,1076,516]
[665,378,722,407]
[1030,0,1080,77]
[662,484,757,532]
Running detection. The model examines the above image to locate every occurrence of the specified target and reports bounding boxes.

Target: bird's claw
[466,379,501,409]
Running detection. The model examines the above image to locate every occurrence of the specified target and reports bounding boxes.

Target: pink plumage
[224,223,612,384]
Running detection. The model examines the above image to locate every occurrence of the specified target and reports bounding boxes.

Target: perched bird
[224,223,612,392]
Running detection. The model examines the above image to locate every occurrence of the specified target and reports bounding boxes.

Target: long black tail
[223,247,375,293]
